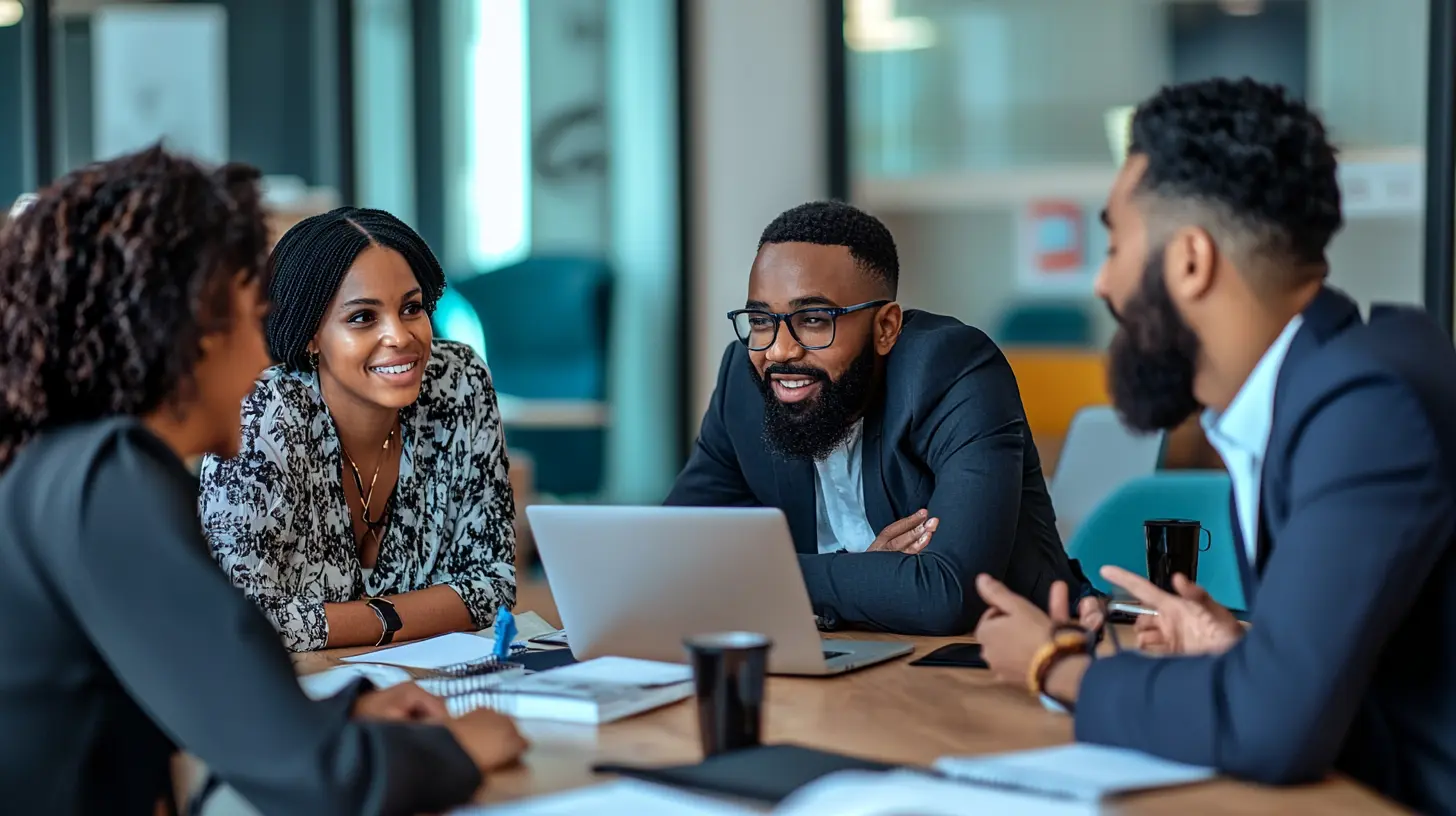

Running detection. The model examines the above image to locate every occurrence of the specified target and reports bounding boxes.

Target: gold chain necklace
[343,423,396,549]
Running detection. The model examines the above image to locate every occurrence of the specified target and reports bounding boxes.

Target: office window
[426,0,682,504]
[845,0,1431,348]
[13,0,347,239]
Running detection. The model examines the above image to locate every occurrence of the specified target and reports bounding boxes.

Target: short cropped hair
[759,200,899,295]
[1129,77,1343,285]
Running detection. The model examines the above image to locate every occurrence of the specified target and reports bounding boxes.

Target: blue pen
[492,607,517,660]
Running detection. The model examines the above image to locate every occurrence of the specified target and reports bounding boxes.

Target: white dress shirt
[813,420,879,554]
[1201,315,1304,563]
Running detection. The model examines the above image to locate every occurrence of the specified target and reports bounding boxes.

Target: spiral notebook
[445,657,694,723]
[932,744,1216,802]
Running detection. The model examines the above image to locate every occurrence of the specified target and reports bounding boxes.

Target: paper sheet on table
[477,610,557,644]
[455,780,752,815]
[538,656,692,686]
[298,663,412,700]
[775,770,1097,815]
[934,743,1216,801]
[341,632,499,670]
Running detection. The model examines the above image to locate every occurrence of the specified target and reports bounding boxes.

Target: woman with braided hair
[0,148,524,814]
[199,207,516,652]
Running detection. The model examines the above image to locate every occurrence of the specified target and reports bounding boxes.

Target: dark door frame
[21,0,54,189]
[1424,0,1456,333]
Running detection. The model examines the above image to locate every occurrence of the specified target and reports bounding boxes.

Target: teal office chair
[996,302,1094,346]
[449,256,613,498]
[1066,471,1246,611]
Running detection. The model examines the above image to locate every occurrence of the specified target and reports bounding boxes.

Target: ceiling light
[845,0,935,53]
[1218,0,1264,16]
[0,1,23,28]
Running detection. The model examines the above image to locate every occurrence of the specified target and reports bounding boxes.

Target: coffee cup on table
[1143,518,1211,593]
[684,632,772,757]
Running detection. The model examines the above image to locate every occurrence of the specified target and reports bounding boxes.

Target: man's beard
[1106,247,1203,433]
[751,342,878,461]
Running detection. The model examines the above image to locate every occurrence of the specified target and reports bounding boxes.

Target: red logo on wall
[1028,200,1084,273]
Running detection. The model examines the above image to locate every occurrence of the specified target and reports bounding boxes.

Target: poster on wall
[1015,198,1105,294]
[92,5,228,164]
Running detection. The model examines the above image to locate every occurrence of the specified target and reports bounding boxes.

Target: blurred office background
[2,0,1454,509]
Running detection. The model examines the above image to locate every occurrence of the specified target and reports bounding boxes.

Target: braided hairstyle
[0,146,270,472]
[266,207,445,370]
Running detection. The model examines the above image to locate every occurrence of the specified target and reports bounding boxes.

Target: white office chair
[1048,405,1165,542]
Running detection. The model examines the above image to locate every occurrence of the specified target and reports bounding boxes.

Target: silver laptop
[525,505,914,676]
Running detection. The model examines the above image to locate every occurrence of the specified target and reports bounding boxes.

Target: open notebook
[449,656,694,724]
[933,743,1216,802]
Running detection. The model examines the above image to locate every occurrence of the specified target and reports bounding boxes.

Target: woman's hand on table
[446,709,529,773]
[353,682,449,722]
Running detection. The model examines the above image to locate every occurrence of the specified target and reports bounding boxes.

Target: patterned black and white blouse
[198,340,516,652]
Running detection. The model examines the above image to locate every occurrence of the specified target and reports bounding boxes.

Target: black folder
[592,743,902,804]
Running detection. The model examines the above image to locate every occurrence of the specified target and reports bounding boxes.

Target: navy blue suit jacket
[1076,288,1456,813]
[666,310,1080,635]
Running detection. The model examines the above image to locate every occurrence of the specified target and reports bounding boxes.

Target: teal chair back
[996,302,1094,346]
[1065,472,1246,611]
[450,256,613,497]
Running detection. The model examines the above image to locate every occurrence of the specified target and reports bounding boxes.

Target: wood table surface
[295,582,1403,814]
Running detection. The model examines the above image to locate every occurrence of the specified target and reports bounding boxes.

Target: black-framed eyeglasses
[726,300,890,351]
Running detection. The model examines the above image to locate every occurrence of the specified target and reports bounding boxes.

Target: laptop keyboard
[822,650,848,660]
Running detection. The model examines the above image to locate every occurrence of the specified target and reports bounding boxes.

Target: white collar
[1200,315,1304,455]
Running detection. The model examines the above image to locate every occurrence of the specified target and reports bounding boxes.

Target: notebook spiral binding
[415,649,528,707]
[418,667,522,697]
[428,645,528,678]
[443,688,507,718]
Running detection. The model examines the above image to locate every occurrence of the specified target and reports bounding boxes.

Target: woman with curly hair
[199,208,515,652]
[0,147,524,815]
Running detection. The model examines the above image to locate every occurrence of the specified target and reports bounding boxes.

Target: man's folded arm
[1075,378,1455,784]
[801,354,1031,635]
[799,427,1024,635]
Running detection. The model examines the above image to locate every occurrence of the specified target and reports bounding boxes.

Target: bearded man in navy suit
[975,77,1456,815]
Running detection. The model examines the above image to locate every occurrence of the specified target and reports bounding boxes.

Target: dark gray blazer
[666,310,1080,635]
[1076,288,1456,814]
[0,419,481,816]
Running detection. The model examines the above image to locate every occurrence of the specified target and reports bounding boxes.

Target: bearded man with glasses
[666,201,1095,635]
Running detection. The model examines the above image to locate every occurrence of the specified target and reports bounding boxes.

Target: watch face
[369,597,403,631]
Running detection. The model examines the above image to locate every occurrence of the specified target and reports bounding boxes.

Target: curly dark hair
[759,200,899,295]
[265,206,445,371]
[1129,77,1343,273]
[0,146,270,472]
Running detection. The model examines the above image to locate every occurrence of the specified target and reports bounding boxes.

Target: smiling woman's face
[309,245,432,411]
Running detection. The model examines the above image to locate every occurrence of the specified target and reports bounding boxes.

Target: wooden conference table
[294,582,1402,814]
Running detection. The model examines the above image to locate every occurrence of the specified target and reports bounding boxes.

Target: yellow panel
[1003,349,1109,441]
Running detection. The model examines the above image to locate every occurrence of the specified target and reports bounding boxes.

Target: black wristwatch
[366,597,402,646]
